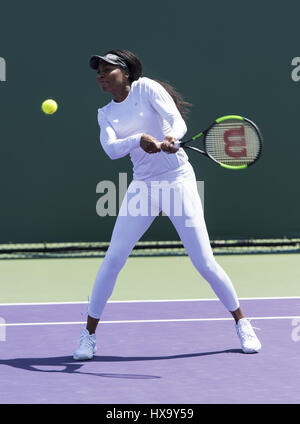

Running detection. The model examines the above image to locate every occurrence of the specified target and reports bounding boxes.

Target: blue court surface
[1,297,300,404]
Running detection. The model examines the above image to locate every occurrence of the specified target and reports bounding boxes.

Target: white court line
[0,296,300,306]
[0,316,300,327]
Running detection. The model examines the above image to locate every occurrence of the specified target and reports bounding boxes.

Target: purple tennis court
[1,297,300,404]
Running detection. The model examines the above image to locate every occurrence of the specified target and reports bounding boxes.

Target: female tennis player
[73,49,261,360]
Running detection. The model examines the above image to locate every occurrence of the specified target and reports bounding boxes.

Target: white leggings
[88,177,240,319]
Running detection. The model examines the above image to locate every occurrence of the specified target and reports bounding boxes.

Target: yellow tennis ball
[42,99,58,115]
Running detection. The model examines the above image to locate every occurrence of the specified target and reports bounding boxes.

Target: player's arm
[98,110,143,159]
[145,78,187,141]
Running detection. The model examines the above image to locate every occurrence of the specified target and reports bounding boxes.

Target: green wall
[1,0,299,243]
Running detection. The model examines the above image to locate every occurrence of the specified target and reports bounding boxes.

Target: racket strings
[205,122,261,166]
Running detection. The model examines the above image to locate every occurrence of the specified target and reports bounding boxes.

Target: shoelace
[79,332,95,349]
[239,330,256,342]
[237,322,258,342]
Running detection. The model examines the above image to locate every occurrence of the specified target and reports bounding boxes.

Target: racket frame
[177,115,263,170]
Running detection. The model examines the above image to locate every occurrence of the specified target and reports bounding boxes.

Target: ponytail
[154,80,193,118]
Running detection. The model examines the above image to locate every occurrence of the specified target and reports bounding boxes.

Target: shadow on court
[0,349,243,379]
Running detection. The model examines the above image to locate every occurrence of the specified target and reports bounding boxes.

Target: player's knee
[105,245,129,269]
[197,257,220,280]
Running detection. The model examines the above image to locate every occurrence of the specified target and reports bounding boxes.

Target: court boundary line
[1,315,300,327]
[0,296,299,306]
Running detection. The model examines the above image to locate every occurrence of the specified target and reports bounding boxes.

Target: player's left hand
[161,136,179,154]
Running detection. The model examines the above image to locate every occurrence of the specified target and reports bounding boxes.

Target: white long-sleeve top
[97,77,192,181]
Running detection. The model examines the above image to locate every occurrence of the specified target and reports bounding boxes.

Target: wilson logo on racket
[173,115,263,170]
[223,126,247,158]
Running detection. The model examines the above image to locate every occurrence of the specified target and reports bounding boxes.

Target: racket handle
[158,141,181,148]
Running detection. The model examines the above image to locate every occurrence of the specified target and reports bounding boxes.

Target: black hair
[105,49,192,118]
[154,79,192,119]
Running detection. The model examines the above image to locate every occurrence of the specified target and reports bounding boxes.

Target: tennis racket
[174,115,263,170]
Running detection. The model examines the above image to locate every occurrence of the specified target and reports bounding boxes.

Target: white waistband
[135,161,196,185]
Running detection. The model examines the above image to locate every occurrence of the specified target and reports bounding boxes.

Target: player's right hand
[140,134,161,154]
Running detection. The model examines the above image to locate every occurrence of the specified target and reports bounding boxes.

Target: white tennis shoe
[236,318,261,353]
[73,328,97,360]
